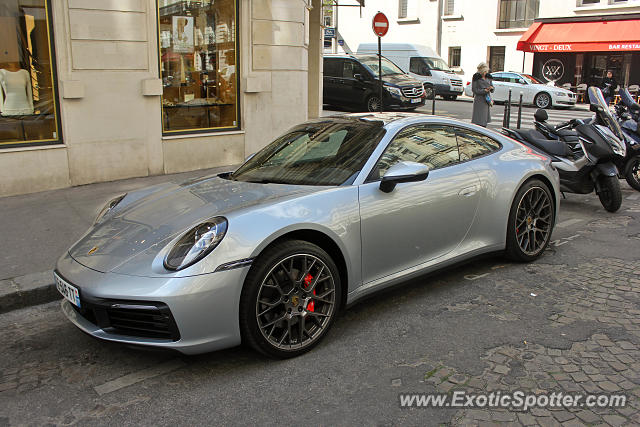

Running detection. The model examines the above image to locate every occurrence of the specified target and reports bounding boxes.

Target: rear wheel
[624,156,640,191]
[365,95,381,112]
[506,179,554,262]
[597,175,622,212]
[534,92,552,109]
[239,240,342,359]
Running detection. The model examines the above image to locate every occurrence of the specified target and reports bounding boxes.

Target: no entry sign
[372,12,389,37]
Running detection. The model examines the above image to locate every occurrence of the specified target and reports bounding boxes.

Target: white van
[356,43,464,100]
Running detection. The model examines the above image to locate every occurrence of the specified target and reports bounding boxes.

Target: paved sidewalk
[0,165,235,313]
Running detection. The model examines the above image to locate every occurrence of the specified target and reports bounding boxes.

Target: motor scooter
[612,88,640,191]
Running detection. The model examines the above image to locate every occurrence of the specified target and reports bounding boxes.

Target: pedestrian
[601,70,618,105]
[471,62,494,127]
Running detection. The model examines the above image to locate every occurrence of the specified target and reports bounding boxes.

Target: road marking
[626,194,640,200]
[555,218,584,228]
[93,359,186,396]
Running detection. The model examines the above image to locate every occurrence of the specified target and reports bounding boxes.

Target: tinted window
[232,120,386,186]
[323,58,342,77]
[490,73,505,82]
[456,128,502,161]
[343,60,365,79]
[371,125,459,180]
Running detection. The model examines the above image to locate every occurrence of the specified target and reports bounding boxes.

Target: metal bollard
[507,89,512,128]
[503,99,509,128]
[431,92,436,115]
[517,93,523,129]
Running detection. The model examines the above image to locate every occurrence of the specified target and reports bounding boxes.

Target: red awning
[517,19,640,53]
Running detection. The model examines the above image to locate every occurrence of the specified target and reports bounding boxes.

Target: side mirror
[353,73,364,82]
[379,161,430,193]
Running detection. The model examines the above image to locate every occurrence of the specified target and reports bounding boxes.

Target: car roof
[324,54,381,60]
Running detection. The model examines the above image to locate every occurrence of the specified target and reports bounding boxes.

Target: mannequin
[0,63,34,116]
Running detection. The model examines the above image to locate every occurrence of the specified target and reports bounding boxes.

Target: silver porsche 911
[55,113,560,358]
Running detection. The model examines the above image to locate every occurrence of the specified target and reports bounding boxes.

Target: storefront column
[307,0,323,119]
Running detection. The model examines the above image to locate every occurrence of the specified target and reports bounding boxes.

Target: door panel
[358,125,481,284]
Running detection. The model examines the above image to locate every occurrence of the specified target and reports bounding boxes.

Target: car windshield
[414,57,452,72]
[358,56,405,77]
[230,119,386,186]
[521,74,542,84]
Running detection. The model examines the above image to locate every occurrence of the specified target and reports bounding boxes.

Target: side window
[409,57,429,75]
[456,128,502,161]
[490,73,504,82]
[370,125,459,180]
[323,59,342,77]
[343,60,363,79]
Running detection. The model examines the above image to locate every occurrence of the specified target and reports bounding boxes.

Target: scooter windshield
[588,86,625,141]
[619,88,640,110]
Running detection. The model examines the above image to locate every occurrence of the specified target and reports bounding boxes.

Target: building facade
[335,0,640,87]
[0,0,325,197]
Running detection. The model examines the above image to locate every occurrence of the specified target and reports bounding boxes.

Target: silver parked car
[55,113,560,358]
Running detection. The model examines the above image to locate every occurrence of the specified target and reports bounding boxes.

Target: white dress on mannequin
[0,69,34,116]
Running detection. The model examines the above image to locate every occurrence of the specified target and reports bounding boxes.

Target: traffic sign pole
[378,36,383,112]
[372,12,389,114]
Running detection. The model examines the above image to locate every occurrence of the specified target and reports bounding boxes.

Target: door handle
[458,185,478,197]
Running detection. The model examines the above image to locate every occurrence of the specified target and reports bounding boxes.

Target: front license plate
[411,98,421,103]
[54,272,81,308]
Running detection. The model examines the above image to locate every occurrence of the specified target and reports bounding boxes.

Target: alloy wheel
[367,96,381,112]
[255,254,336,350]
[514,186,553,256]
[535,93,551,109]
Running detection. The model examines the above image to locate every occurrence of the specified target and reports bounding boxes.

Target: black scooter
[613,88,640,191]
[502,86,625,212]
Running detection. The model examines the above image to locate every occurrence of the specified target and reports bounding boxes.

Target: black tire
[443,95,457,101]
[534,92,552,109]
[239,240,342,359]
[506,179,555,262]
[624,156,640,191]
[365,95,382,112]
[597,175,622,212]
[424,85,434,100]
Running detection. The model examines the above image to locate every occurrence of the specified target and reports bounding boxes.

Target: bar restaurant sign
[529,43,640,52]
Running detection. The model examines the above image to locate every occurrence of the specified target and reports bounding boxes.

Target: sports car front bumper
[56,252,250,354]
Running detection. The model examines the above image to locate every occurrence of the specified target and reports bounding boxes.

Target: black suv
[323,54,425,112]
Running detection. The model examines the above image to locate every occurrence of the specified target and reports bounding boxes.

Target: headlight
[384,85,403,97]
[164,217,228,271]
[554,91,566,97]
[94,194,126,224]
[596,125,626,157]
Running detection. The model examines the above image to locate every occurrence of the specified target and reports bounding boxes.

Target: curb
[0,271,61,314]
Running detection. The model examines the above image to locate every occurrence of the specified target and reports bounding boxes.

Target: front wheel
[597,175,622,212]
[424,85,434,100]
[624,156,640,191]
[505,179,555,262]
[239,240,342,358]
[365,95,382,112]
[534,92,552,109]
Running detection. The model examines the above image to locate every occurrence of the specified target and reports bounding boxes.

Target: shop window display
[158,0,239,133]
[0,0,60,147]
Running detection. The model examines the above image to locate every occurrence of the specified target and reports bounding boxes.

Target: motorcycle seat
[519,129,571,157]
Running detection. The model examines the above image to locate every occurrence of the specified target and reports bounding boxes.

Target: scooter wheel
[597,175,622,212]
[624,156,640,192]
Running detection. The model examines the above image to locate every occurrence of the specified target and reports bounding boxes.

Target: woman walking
[471,63,494,127]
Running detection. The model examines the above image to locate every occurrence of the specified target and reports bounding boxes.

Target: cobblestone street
[1,186,640,426]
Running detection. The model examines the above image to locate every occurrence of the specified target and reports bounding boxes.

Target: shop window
[489,46,506,73]
[497,0,539,29]
[448,47,461,68]
[158,0,239,134]
[0,0,61,148]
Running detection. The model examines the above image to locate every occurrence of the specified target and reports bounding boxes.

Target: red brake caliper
[303,273,316,312]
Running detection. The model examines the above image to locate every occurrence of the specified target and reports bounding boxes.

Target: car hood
[534,84,572,94]
[384,73,422,87]
[68,174,319,273]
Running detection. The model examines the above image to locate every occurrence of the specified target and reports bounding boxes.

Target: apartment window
[444,0,455,15]
[498,0,539,29]
[448,47,461,68]
[489,46,505,73]
[578,0,600,4]
[158,0,239,134]
[398,0,407,18]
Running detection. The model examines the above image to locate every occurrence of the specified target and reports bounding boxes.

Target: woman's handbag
[485,93,494,106]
